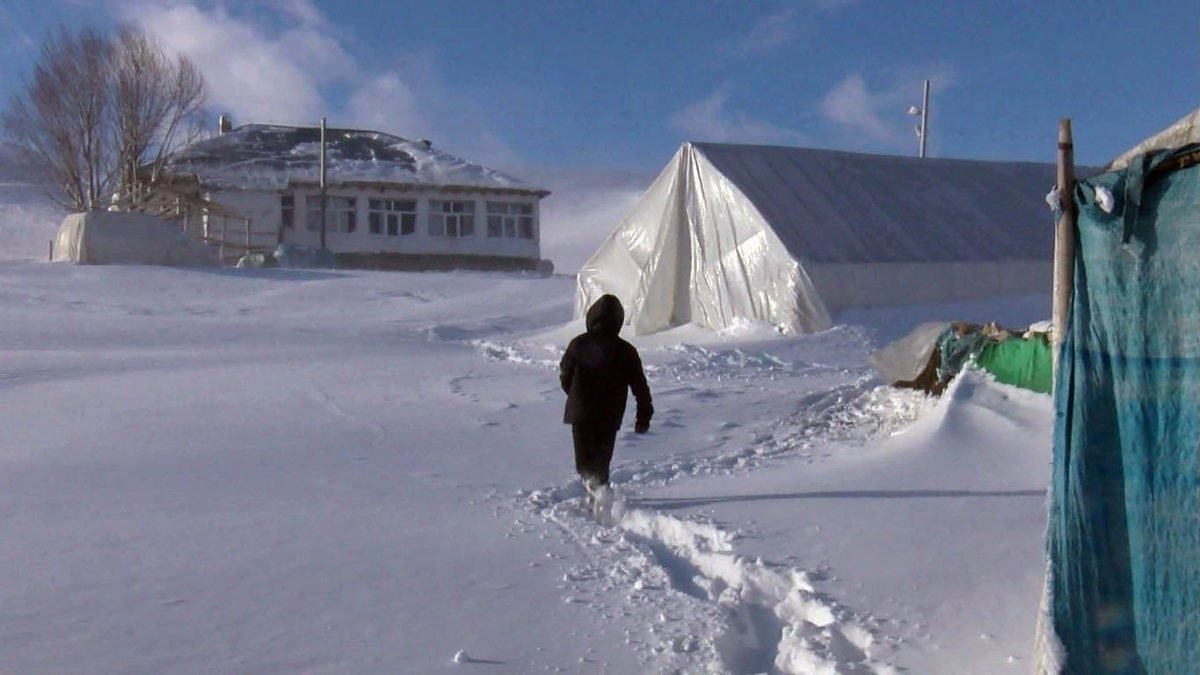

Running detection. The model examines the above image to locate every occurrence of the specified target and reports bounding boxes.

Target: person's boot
[581,475,599,511]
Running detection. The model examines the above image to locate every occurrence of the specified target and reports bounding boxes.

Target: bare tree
[1,24,208,212]
[2,27,114,211]
[110,25,207,205]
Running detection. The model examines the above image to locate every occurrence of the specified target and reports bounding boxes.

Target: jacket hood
[586,294,624,335]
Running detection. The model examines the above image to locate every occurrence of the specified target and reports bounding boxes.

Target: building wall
[804,260,1052,312]
[205,186,542,261]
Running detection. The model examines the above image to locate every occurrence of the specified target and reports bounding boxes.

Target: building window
[305,195,357,233]
[368,199,417,236]
[281,194,294,229]
[305,196,321,231]
[332,197,357,233]
[486,201,534,239]
[429,200,475,237]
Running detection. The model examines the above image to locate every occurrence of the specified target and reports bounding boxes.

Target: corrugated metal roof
[693,143,1058,264]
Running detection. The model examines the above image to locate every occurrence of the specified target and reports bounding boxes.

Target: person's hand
[635,419,650,434]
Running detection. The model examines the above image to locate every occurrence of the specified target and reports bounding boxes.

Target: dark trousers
[572,424,619,485]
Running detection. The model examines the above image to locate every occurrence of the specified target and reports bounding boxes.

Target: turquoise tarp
[1049,144,1200,673]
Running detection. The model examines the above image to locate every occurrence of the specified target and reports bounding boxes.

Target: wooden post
[245,218,251,254]
[1052,118,1076,381]
[319,117,328,251]
[48,239,53,262]
[182,209,189,235]
[219,216,227,264]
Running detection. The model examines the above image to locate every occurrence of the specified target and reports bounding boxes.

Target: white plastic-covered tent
[52,211,218,266]
[577,143,1059,335]
[1106,106,1200,171]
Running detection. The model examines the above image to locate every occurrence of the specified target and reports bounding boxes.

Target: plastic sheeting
[1106,107,1200,172]
[52,211,218,266]
[577,142,1059,335]
[869,321,950,384]
[1046,144,1200,673]
[577,144,828,335]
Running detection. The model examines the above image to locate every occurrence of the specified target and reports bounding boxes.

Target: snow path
[494,334,929,674]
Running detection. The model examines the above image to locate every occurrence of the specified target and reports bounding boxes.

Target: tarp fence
[1047,143,1200,673]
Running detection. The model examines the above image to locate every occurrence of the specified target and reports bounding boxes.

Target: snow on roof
[691,143,1059,264]
[165,124,548,196]
[1106,107,1200,172]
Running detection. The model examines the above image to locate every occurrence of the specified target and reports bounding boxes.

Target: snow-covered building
[157,120,551,271]
[578,143,1060,335]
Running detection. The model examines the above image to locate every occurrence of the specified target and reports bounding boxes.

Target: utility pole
[319,117,327,250]
[908,80,931,158]
[919,79,930,159]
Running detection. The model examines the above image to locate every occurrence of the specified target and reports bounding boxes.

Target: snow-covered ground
[0,157,1055,672]
[0,183,59,263]
[0,248,1053,673]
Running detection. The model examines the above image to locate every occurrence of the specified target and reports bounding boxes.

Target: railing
[200,219,278,264]
[114,179,280,266]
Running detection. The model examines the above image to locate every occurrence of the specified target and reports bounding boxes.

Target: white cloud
[118,1,349,124]
[344,73,431,139]
[0,7,36,56]
[111,0,520,165]
[733,8,800,57]
[727,1,855,57]
[820,74,891,140]
[670,84,809,146]
[812,0,856,11]
[819,68,956,146]
[264,0,326,28]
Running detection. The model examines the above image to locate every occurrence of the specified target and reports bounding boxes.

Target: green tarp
[976,334,1052,394]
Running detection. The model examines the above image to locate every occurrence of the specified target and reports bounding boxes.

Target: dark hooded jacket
[560,295,653,429]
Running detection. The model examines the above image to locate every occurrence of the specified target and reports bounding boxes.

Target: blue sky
[1,0,1197,171]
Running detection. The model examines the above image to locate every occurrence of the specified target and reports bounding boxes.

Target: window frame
[429,199,476,238]
[331,196,357,234]
[368,198,417,237]
[485,201,535,240]
[304,195,358,234]
[281,194,294,229]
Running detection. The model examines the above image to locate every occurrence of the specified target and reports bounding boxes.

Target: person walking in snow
[559,294,653,503]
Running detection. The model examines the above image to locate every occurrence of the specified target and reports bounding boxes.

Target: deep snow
[0,152,1056,673]
[0,253,1052,673]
